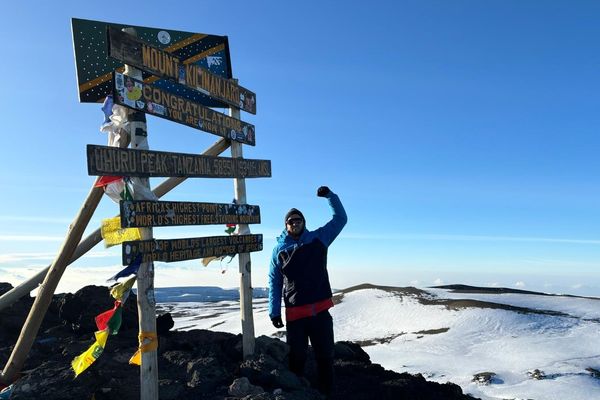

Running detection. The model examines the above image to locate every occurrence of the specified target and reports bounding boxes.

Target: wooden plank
[120,200,261,227]
[122,234,263,265]
[108,27,256,114]
[87,145,271,178]
[72,18,232,105]
[112,71,256,145]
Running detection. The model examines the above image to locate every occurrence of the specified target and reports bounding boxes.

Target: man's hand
[271,316,284,328]
[317,186,331,197]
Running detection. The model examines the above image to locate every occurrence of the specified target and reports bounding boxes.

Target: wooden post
[230,91,256,358]
[0,184,103,385]
[0,138,230,313]
[121,27,158,400]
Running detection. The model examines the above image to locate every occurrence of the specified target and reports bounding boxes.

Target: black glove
[317,186,331,197]
[271,316,284,328]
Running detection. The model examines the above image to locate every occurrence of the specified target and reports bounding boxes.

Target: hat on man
[284,208,305,225]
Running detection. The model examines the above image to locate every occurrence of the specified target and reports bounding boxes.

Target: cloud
[433,278,444,285]
[515,281,526,288]
[571,283,584,290]
[340,232,600,245]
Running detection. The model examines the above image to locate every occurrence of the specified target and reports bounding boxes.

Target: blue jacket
[268,192,347,318]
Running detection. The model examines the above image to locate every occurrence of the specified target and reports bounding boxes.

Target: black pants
[286,310,334,395]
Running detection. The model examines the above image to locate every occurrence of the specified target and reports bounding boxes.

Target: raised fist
[317,186,331,197]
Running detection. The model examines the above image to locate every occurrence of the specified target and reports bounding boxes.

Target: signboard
[120,200,261,228]
[108,27,256,114]
[113,72,255,145]
[122,234,263,264]
[87,145,271,178]
[72,18,233,105]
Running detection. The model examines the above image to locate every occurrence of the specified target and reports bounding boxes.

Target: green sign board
[120,200,261,227]
[72,17,232,106]
[87,145,272,178]
[122,234,263,264]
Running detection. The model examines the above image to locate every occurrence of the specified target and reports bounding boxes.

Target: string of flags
[71,99,145,377]
[71,277,131,376]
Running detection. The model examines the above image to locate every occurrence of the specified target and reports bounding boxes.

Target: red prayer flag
[95,176,123,187]
[95,301,121,331]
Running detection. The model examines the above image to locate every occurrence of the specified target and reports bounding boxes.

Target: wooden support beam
[0,184,104,385]
[121,26,158,400]
[230,97,256,358]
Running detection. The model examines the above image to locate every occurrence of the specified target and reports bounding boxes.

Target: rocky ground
[0,283,477,399]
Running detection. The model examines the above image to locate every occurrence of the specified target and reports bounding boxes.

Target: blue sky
[0,1,599,296]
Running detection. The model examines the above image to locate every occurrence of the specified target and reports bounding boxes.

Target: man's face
[286,214,304,238]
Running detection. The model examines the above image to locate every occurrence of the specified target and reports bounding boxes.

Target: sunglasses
[286,218,303,225]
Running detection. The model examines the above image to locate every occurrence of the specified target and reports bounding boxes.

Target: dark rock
[269,368,305,390]
[0,282,13,296]
[239,353,281,387]
[157,313,175,335]
[57,285,138,337]
[527,369,546,380]
[255,335,289,363]
[586,367,600,379]
[334,341,370,363]
[228,377,264,397]
[186,356,231,392]
[159,379,186,400]
[472,371,496,385]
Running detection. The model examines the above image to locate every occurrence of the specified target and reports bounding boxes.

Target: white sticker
[157,31,171,45]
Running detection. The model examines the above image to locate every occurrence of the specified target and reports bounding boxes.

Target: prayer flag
[107,255,142,282]
[101,216,141,247]
[95,301,123,334]
[71,329,109,377]
[110,276,136,301]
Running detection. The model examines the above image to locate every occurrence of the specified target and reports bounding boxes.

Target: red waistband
[285,298,334,322]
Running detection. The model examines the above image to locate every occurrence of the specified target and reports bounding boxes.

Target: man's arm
[268,246,284,319]
[315,186,348,247]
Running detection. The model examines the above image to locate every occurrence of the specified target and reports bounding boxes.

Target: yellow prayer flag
[71,330,110,377]
[101,217,142,247]
[129,349,141,366]
[110,276,137,301]
[201,256,221,267]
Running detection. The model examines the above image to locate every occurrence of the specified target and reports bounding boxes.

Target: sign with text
[72,18,232,105]
[87,145,271,178]
[108,28,256,114]
[120,200,261,228]
[113,72,255,145]
[122,234,263,264]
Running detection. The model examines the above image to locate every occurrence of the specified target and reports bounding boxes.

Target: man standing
[268,186,347,396]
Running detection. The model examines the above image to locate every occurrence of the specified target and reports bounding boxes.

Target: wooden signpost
[123,234,263,264]
[87,145,271,178]
[120,200,260,227]
[108,27,256,114]
[1,18,267,400]
[112,72,256,145]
